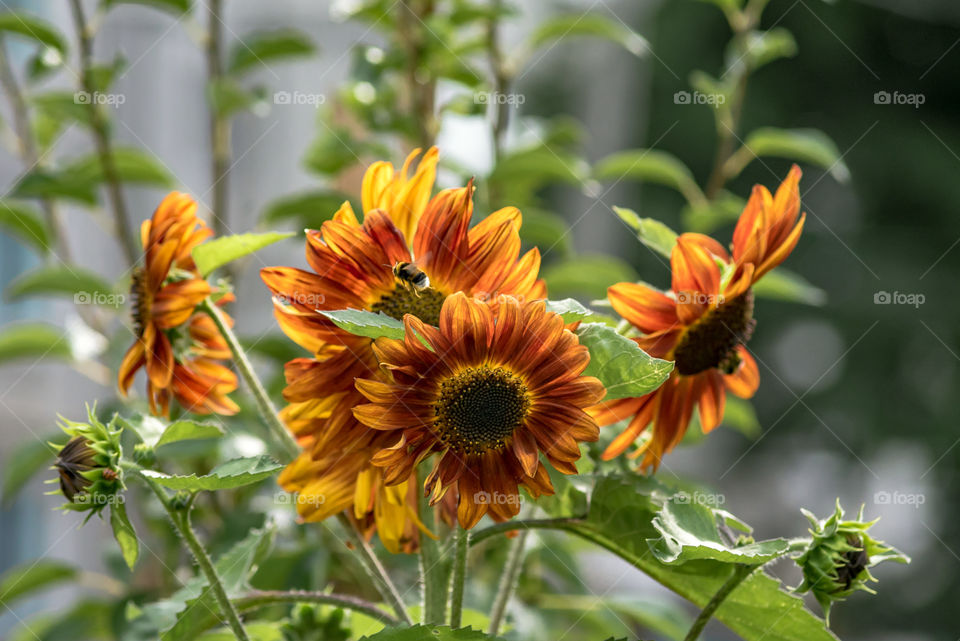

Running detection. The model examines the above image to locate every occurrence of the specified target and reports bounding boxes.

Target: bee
[392,261,430,294]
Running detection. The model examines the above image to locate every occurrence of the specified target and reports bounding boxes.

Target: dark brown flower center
[371,282,445,327]
[433,365,531,454]
[836,534,869,590]
[55,436,96,501]
[130,267,150,337]
[672,291,756,376]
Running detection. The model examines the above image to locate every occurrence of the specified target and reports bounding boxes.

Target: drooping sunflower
[590,166,805,471]
[118,192,239,417]
[353,293,605,530]
[262,148,546,548]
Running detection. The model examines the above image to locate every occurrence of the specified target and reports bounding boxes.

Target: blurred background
[0,0,957,640]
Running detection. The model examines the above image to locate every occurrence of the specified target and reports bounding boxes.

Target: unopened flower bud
[793,500,908,623]
[52,406,124,519]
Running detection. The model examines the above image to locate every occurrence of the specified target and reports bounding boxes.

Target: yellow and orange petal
[361,147,439,243]
[591,167,804,471]
[353,293,605,529]
[117,192,237,417]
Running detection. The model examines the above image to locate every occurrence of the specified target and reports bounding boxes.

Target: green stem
[139,472,251,641]
[448,526,469,627]
[235,590,399,625]
[470,518,585,547]
[417,469,449,624]
[488,530,527,636]
[206,0,232,243]
[336,513,414,625]
[683,564,755,641]
[199,298,299,462]
[68,0,138,265]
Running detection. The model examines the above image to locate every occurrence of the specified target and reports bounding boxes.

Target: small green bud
[170,490,193,510]
[133,442,156,467]
[52,405,124,519]
[793,500,909,624]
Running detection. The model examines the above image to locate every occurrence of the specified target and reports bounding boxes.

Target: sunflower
[353,293,605,529]
[118,192,239,417]
[590,166,805,471]
[261,148,546,546]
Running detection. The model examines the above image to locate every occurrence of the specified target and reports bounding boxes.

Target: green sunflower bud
[133,442,156,467]
[793,500,909,623]
[51,406,124,519]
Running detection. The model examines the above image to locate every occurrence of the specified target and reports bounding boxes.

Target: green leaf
[65,147,175,188]
[5,265,117,304]
[734,128,850,182]
[110,501,139,570]
[681,191,746,234]
[0,12,67,55]
[544,298,594,322]
[542,254,637,300]
[0,560,77,605]
[2,435,63,506]
[141,456,282,491]
[576,323,673,400]
[528,14,648,57]
[0,200,51,253]
[156,420,226,447]
[319,309,406,340]
[103,0,191,16]
[359,625,503,641]
[612,208,678,258]
[488,145,588,197]
[227,29,315,75]
[726,28,797,73]
[649,500,790,565]
[260,189,351,228]
[12,167,98,205]
[595,150,705,205]
[752,268,827,305]
[9,599,113,641]
[208,77,265,118]
[118,413,167,447]
[198,623,284,641]
[30,91,92,149]
[581,475,838,641]
[721,396,761,437]
[192,231,295,276]
[0,323,70,364]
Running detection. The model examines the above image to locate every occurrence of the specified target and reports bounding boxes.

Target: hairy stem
[470,517,585,547]
[448,526,469,627]
[235,589,400,625]
[68,0,138,265]
[336,513,414,625]
[199,298,299,461]
[139,473,251,641]
[488,529,527,636]
[683,564,756,641]
[418,473,449,624]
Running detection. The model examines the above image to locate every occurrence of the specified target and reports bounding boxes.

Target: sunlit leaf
[156,420,226,447]
[544,298,594,322]
[0,200,50,253]
[726,28,797,74]
[5,265,116,304]
[733,128,849,182]
[528,14,648,57]
[141,456,282,491]
[752,268,827,305]
[595,150,705,205]
[320,309,405,340]
[0,12,67,55]
[103,0,191,15]
[227,29,315,75]
[110,501,139,570]
[0,560,76,605]
[577,323,673,400]
[192,231,295,276]
[612,207,678,258]
[0,323,70,364]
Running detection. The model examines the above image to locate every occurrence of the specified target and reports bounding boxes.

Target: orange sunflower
[590,166,805,471]
[118,192,239,417]
[263,148,546,549]
[353,293,605,529]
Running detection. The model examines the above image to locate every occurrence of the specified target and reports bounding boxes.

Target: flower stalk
[488,530,528,636]
[448,526,469,627]
[235,590,400,625]
[683,564,755,641]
